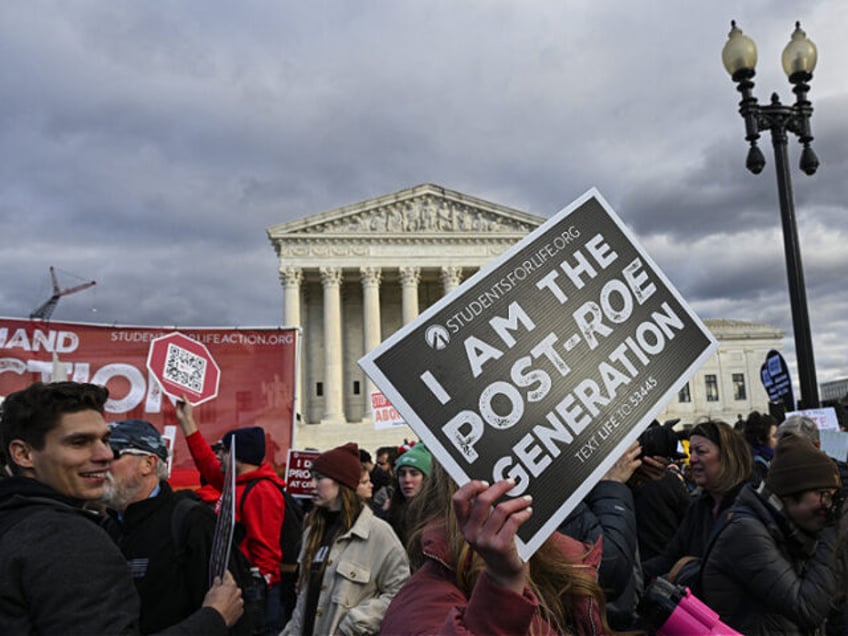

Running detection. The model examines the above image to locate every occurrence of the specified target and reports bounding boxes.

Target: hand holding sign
[202,572,244,628]
[175,395,199,436]
[453,478,533,593]
[602,440,642,483]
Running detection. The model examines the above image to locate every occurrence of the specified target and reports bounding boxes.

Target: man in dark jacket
[701,434,841,635]
[0,381,242,635]
[103,418,235,634]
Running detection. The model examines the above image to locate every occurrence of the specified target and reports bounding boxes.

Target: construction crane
[29,267,97,321]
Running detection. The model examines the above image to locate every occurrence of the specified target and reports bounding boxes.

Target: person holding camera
[629,424,691,563]
[700,433,842,635]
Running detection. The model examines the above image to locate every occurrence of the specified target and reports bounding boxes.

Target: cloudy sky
[1,1,846,392]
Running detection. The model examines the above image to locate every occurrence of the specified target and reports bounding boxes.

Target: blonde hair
[690,419,752,494]
[406,462,612,634]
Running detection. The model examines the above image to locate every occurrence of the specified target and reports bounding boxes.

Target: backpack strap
[238,477,302,569]
[238,477,288,517]
[695,505,756,597]
[238,478,264,518]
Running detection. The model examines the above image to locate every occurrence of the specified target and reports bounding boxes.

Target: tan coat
[281,505,410,635]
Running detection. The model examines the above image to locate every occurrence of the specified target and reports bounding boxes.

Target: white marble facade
[657,319,782,426]
[267,184,782,450]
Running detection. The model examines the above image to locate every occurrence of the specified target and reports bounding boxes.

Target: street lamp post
[722,21,821,409]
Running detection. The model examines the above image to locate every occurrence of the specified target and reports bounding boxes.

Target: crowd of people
[2,380,847,635]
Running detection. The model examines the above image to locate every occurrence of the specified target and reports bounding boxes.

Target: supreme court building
[267,184,782,450]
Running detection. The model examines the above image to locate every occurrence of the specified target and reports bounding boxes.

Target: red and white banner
[0,318,299,488]
[370,390,406,430]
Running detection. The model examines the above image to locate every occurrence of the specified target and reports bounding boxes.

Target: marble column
[280,266,303,327]
[399,266,420,325]
[279,266,303,418]
[440,265,463,294]
[319,266,344,423]
[360,267,382,407]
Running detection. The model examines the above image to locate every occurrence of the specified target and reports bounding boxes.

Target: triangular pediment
[267,184,545,238]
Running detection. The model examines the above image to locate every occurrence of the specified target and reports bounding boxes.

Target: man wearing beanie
[176,399,290,633]
[701,433,842,635]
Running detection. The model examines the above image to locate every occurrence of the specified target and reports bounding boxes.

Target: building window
[733,373,747,400]
[705,375,719,402]
[678,382,691,403]
[316,382,323,397]
[353,381,361,395]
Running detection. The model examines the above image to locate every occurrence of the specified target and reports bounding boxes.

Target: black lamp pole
[723,21,821,409]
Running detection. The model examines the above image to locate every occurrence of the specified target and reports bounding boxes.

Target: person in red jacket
[176,398,287,634]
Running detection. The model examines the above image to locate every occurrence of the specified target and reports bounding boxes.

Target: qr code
[163,343,207,393]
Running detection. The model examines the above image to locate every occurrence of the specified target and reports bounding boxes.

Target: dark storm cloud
[1,1,846,384]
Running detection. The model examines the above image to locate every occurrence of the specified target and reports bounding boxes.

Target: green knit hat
[395,443,432,476]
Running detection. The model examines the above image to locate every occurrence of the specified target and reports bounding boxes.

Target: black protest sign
[209,442,236,585]
[359,189,717,560]
[760,349,795,411]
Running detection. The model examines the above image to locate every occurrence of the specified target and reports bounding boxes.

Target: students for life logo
[424,324,450,350]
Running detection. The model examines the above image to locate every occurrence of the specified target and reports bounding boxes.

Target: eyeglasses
[817,490,837,509]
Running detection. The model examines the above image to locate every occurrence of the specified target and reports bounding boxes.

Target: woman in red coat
[382,462,612,635]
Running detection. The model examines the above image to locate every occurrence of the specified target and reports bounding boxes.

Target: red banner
[0,318,299,488]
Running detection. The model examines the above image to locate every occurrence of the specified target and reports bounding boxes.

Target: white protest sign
[785,407,839,431]
[359,188,717,561]
[820,430,848,462]
[371,390,406,430]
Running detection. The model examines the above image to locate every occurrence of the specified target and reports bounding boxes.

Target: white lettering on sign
[437,299,683,495]
[359,191,720,563]
[2,356,165,414]
[0,329,80,353]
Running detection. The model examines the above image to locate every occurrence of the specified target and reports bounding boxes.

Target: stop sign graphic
[146,332,221,405]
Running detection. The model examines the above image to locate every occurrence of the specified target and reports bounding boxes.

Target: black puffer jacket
[701,483,838,635]
[642,481,744,583]
[559,480,639,630]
